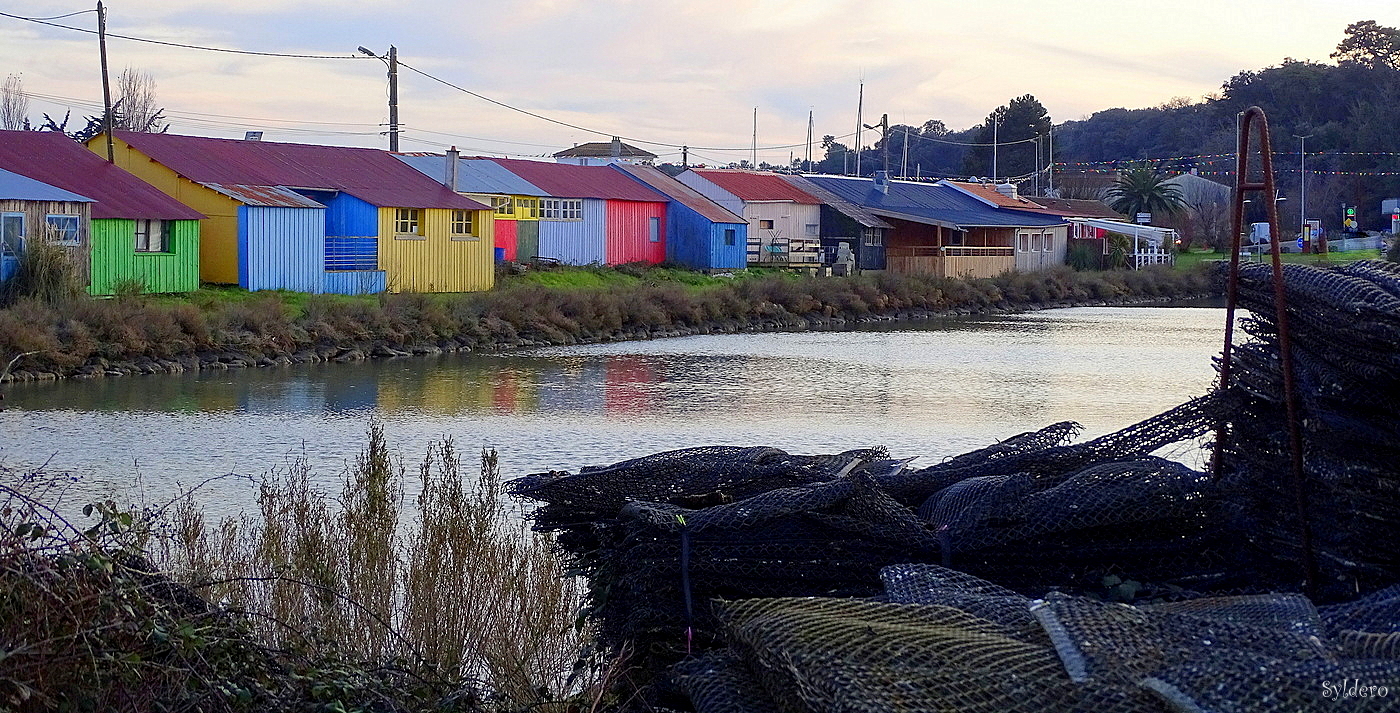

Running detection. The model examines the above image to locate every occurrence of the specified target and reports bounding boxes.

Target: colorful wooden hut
[675,169,823,268]
[611,163,747,270]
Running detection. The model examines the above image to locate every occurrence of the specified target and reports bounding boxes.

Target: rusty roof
[0,130,203,220]
[110,131,487,211]
[688,169,821,204]
[610,164,744,223]
[200,183,326,208]
[941,181,1054,212]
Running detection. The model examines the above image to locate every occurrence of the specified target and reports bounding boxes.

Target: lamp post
[1294,134,1312,250]
[357,45,399,151]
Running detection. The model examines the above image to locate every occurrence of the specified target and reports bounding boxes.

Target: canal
[1,306,1226,515]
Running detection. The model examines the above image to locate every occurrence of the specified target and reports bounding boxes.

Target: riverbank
[0,264,1214,383]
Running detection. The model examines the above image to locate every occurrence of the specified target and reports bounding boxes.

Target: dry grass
[2,429,599,712]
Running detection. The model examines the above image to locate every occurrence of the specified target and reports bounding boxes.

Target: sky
[2,1,1398,167]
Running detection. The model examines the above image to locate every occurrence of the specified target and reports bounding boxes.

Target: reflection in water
[0,307,1227,515]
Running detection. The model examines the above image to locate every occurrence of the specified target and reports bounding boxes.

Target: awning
[1068,218,1178,247]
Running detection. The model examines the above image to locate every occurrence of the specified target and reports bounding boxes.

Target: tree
[115,68,168,133]
[1104,164,1188,220]
[1,74,30,130]
[1332,20,1400,70]
[963,94,1051,181]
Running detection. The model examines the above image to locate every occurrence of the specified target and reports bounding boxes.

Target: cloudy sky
[2,1,1396,165]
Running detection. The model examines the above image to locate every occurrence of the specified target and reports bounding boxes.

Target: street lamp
[1294,134,1312,249]
[358,45,399,151]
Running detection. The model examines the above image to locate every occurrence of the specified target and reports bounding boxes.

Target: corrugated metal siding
[324,270,386,294]
[88,218,200,295]
[538,199,605,265]
[517,220,539,261]
[664,202,746,270]
[377,207,493,293]
[605,200,666,264]
[324,193,378,237]
[495,219,517,261]
[238,205,325,293]
[105,137,242,284]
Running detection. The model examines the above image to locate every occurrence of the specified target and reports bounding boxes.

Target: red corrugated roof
[0,130,204,220]
[487,157,667,201]
[611,164,744,223]
[689,169,821,204]
[942,181,1054,211]
[112,131,487,210]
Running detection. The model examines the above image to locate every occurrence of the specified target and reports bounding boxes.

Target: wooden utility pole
[387,45,399,151]
[97,1,114,162]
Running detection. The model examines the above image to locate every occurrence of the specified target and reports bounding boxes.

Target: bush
[1,239,83,307]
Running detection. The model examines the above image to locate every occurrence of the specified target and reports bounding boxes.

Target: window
[947,231,964,246]
[45,214,80,246]
[540,198,583,221]
[135,219,172,252]
[805,223,818,236]
[517,197,538,219]
[1042,232,1055,252]
[394,208,422,237]
[1018,233,1031,252]
[649,216,661,243]
[758,219,774,230]
[723,228,736,246]
[1030,234,1042,252]
[1,213,22,256]
[451,210,475,237]
[863,229,883,247]
[493,196,514,216]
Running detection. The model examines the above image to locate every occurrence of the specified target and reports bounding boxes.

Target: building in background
[553,137,658,166]
[398,151,548,262]
[783,174,891,273]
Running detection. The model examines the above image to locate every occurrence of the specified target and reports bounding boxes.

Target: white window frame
[1041,232,1055,252]
[541,198,583,221]
[863,229,882,247]
[45,214,81,246]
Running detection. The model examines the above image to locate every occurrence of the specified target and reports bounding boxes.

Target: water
[0,306,1226,515]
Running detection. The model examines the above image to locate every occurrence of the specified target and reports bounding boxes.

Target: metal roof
[803,175,1066,229]
[688,169,821,204]
[611,164,745,223]
[0,130,203,220]
[487,157,668,201]
[110,131,487,211]
[200,183,326,208]
[396,155,548,196]
[781,175,893,229]
[1022,196,1125,220]
[0,167,94,203]
[940,181,1055,212]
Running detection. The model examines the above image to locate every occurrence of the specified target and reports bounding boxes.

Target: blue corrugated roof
[397,155,548,196]
[0,167,93,203]
[804,175,1066,229]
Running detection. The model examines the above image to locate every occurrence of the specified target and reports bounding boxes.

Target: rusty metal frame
[1213,106,1315,594]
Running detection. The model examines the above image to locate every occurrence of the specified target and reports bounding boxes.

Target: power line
[0,10,371,59]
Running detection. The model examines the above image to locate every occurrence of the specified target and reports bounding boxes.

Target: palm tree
[1105,165,1188,220]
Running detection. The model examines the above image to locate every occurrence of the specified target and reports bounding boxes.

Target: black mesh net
[511,260,1400,711]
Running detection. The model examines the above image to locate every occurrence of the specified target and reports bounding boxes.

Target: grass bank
[0,430,603,712]
[0,263,1215,382]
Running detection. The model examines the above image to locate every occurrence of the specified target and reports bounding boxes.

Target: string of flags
[1054,150,1400,167]
[1054,167,1400,177]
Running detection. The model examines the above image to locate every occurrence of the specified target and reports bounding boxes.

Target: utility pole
[358,45,399,151]
[1047,124,1055,195]
[805,108,813,172]
[387,45,399,151]
[991,111,1003,182]
[751,106,757,169]
[97,1,114,162]
[901,125,909,178]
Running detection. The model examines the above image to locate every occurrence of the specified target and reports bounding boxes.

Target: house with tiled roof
[611,163,747,270]
[805,172,1067,278]
[936,179,1070,272]
[93,131,492,294]
[0,130,204,295]
[553,137,657,166]
[675,169,823,268]
[488,157,669,265]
